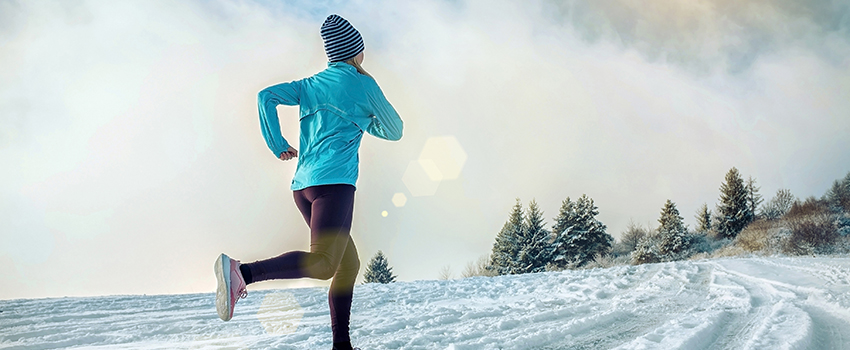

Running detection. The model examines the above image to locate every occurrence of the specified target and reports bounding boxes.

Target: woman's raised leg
[241,184,356,282]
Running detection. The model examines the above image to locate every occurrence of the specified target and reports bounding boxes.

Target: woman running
[214,14,403,350]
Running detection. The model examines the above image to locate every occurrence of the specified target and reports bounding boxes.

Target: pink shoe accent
[228,258,248,320]
[215,253,247,321]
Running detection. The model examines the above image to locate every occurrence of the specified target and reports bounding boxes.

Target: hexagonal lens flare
[256,291,304,335]
[392,193,407,207]
[418,136,467,180]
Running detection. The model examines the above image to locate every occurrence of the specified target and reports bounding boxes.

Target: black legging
[242,184,360,344]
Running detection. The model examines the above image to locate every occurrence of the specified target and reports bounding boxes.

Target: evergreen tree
[716,167,750,239]
[549,197,576,267]
[517,199,552,273]
[710,209,724,238]
[551,197,577,243]
[844,172,850,210]
[657,200,688,260]
[746,176,763,221]
[363,250,397,284]
[833,173,850,235]
[695,203,712,233]
[488,199,524,275]
[825,172,850,213]
[631,234,660,265]
[551,195,613,268]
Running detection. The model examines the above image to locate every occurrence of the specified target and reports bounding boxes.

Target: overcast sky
[2,0,849,300]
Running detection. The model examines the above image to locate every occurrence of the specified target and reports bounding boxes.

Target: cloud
[545,0,850,74]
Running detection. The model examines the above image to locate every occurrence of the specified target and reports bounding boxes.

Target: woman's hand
[279,146,298,161]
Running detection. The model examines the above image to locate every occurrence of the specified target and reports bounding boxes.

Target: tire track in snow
[609,258,850,350]
[701,262,792,350]
[545,263,684,349]
[611,261,734,350]
[751,257,850,289]
[580,263,710,350]
[723,258,850,349]
[696,258,850,350]
[805,304,850,350]
[541,262,715,350]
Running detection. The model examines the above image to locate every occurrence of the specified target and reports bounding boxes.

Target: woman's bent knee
[304,255,337,280]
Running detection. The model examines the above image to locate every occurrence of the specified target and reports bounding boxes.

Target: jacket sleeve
[258,81,301,157]
[363,78,403,141]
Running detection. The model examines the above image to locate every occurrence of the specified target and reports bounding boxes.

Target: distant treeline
[462,168,850,277]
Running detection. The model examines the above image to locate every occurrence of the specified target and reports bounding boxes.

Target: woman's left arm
[364,79,403,141]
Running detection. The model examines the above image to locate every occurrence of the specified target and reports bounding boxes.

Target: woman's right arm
[258,81,301,158]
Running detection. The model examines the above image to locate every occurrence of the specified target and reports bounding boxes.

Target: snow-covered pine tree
[716,167,750,239]
[657,199,688,260]
[488,199,524,275]
[746,176,763,221]
[363,250,397,284]
[576,196,614,263]
[695,203,712,233]
[825,172,850,213]
[551,195,612,268]
[631,233,660,265]
[825,172,850,236]
[551,197,576,241]
[552,197,578,268]
[550,197,576,268]
[843,172,850,211]
[517,199,552,274]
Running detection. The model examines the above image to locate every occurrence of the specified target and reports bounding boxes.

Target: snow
[2,256,850,349]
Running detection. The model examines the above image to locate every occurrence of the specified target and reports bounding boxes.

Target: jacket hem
[291,178,358,191]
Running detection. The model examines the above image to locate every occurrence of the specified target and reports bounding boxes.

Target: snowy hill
[2,256,850,350]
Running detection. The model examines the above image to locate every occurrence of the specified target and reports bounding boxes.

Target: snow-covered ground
[2,256,850,350]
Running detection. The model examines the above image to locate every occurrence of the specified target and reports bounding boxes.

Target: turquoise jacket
[258,61,403,191]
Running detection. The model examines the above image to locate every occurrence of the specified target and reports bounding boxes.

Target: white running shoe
[214,253,247,321]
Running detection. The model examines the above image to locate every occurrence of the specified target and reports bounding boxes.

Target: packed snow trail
[1,257,849,349]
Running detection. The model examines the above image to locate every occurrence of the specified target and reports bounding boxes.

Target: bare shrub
[688,252,710,261]
[438,265,453,280]
[736,219,776,252]
[612,254,631,266]
[613,220,649,257]
[547,258,582,271]
[582,253,611,269]
[786,197,830,219]
[709,244,748,258]
[582,253,629,269]
[761,188,795,220]
[783,214,839,255]
[462,255,497,278]
[776,196,842,255]
[735,219,792,255]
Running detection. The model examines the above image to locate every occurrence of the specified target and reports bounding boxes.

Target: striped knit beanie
[321,14,364,62]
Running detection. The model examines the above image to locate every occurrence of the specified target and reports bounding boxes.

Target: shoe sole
[214,253,232,321]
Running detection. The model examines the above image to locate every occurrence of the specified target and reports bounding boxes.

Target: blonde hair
[345,57,373,79]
